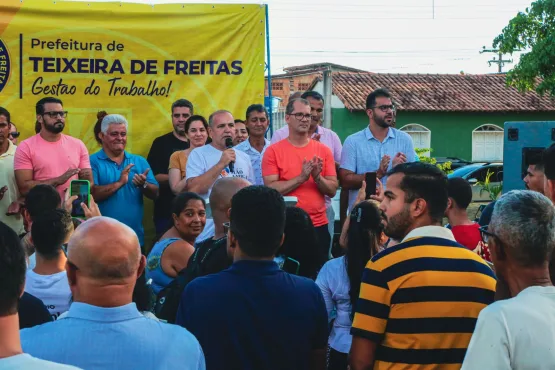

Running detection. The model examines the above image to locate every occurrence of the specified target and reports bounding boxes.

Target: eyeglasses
[370,105,396,112]
[289,112,312,122]
[173,113,191,119]
[223,222,230,235]
[43,111,68,118]
[9,132,20,138]
[479,226,497,244]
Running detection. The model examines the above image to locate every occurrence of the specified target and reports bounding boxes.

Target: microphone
[225,137,235,173]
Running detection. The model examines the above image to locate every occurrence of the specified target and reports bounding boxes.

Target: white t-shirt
[24,270,72,320]
[185,144,254,200]
[0,354,80,369]
[462,285,555,370]
[315,256,353,353]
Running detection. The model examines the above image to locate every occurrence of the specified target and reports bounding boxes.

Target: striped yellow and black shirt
[351,235,496,370]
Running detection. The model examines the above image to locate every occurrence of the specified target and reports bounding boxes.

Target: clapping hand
[378,155,391,178]
[300,158,314,182]
[392,152,407,167]
[0,186,7,201]
[119,164,135,185]
[310,156,323,181]
[132,169,150,188]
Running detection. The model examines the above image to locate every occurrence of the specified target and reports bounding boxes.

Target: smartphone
[69,180,90,219]
[282,257,301,275]
[365,172,377,199]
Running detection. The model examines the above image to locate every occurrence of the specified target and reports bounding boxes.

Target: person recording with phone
[185,110,254,243]
[90,114,158,250]
[24,209,74,320]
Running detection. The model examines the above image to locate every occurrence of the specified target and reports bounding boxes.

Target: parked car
[434,157,473,170]
[448,163,503,202]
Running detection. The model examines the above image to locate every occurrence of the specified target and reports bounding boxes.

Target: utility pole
[480,46,513,73]
[322,66,332,129]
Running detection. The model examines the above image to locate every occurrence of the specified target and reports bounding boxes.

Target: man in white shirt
[0,107,24,236]
[0,221,78,370]
[25,209,73,320]
[234,104,270,186]
[186,110,254,242]
[462,190,555,369]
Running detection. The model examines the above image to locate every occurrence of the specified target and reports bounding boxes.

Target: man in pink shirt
[271,91,342,251]
[14,97,93,199]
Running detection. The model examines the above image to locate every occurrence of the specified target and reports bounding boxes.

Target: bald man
[195,177,251,265]
[195,176,252,244]
[21,217,206,370]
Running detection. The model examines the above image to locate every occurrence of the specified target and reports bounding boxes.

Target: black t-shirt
[192,236,232,276]
[19,292,53,329]
[147,132,190,220]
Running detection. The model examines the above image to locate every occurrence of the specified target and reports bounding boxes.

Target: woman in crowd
[316,194,386,370]
[93,111,107,145]
[146,192,206,295]
[168,115,209,195]
[276,207,321,280]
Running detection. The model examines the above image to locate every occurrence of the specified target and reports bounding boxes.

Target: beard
[375,115,393,129]
[383,205,413,241]
[44,121,65,134]
[174,124,186,136]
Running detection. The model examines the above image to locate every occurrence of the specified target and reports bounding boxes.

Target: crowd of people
[0,88,554,370]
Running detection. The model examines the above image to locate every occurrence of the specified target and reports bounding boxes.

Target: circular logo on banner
[0,39,11,94]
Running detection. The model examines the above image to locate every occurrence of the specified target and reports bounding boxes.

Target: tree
[494,0,555,96]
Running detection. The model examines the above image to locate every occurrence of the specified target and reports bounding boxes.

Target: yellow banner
[0,0,266,156]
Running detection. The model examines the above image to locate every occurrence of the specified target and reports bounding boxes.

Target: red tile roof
[329,72,555,112]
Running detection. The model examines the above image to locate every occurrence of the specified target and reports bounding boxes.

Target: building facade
[308,72,555,162]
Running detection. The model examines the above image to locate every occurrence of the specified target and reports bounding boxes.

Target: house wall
[332,109,555,160]
[264,74,319,103]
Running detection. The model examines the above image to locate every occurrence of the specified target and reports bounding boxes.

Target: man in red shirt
[263,98,338,268]
[445,177,490,261]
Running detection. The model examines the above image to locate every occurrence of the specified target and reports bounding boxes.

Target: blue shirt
[234,138,270,185]
[340,126,415,212]
[176,260,328,370]
[146,237,181,295]
[90,149,158,246]
[21,302,205,370]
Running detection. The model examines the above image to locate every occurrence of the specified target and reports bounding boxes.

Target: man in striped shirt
[350,162,496,370]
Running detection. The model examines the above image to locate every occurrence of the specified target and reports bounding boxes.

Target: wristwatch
[143,182,148,189]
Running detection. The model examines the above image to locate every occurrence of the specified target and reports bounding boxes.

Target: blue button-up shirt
[340,126,415,212]
[90,149,158,246]
[20,302,205,370]
[234,138,270,185]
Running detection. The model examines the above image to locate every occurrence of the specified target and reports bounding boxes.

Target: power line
[271,15,505,20]
[270,1,528,8]
[480,47,515,72]
[273,48,479,54]
[272,35,492,40]
[270,7,520,13]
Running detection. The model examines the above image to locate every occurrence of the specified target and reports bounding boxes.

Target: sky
[78,0,534,75]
